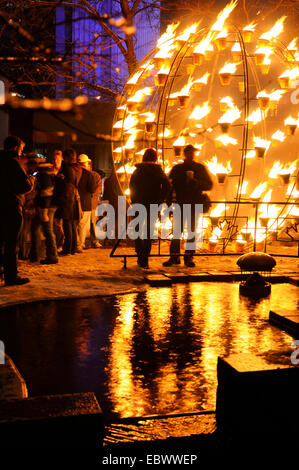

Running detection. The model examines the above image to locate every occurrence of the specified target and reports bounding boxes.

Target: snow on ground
[0,242,298,309]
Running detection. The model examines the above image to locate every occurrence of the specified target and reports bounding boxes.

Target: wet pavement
[0,282,297,419]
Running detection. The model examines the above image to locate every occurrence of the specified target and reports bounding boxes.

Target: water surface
[0,283,297,418]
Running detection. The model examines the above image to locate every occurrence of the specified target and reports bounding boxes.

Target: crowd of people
[0,135,213,286]
[0,135,104,286]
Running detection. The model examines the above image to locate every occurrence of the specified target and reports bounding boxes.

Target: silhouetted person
[77,154,98,251]
[163,144,213,268]
[129,148,170,268]
[0,136,33,285]
[55,148,82,255]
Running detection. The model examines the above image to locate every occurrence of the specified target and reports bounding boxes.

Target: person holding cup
[163,144,213,267]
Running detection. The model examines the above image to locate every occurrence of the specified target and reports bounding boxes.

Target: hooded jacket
[53,161,82,219]
[0,149,33,212]
[129,163,171,206]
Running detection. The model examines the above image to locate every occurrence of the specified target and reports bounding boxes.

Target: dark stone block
[168,273,190,283]
[0,392,103,448]
[207,272,233,281]
[145,274,172,286]
[216,353,298,434]
[269,310,299,337]
[287,276,299,286]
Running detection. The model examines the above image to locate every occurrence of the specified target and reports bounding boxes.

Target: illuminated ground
[0,241,297,308]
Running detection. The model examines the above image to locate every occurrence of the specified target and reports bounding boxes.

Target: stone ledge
[0,354,28,401]
[0,392,103,448]
[269,310,299,337]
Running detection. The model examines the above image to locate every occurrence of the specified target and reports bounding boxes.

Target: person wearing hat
[163,144,213,268]
[77,154,98,251]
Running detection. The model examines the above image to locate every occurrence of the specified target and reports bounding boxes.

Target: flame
[127,70,143,85]
[271,130,285,142]
[210,202,227,217]
[113,147,122,155]
[216,29,228,40]
[259,16,286,42]
[245,150,256,159]
[178,77,194,97]
[173,136,186,147]
[113,120,123,130]
[177,23,198,42]
[216,134,237,146]
[243,22,256,32]
[250,182,267,199]
[218,106,241,124]
[254,46,273,60]
[113,115,138,130]
[220,96,235,108]
[279,161,297,175]
[158,128,172,138]
[258,190,280,221]
[192,73,210,86]
[128,87,152,103]
[157,23,179,48]
[139,60,155,71]
[123,114,139,130]
[154,43,176,61]
[279,67,299,80]
[231,41,241,52]
[286,183,299,198]
[116,164,135,174]
[269,89,285,102]
[143,112,156,123]
[236,233,247,244]
[254,136,271,151]
[289,205,299,217]
[124,134,136,150]
[204,156,232,175]
[193,32,214,55]
[219,62,238,74]
[287,38,297,51]
[237,180,248,195]
[209,226,222,242]
[158,64,171,75]
[256,90,270,99]
[285,116,298,126]
[189,102,211,120]
[211,0,238,32]
[246,108,264,125]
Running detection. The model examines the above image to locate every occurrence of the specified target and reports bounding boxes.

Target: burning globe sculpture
[112,0,299,255]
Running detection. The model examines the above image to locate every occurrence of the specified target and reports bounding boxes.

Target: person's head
[51,149,63,171]
[63,148,77,164]
[183,144,196,162]
[78,153,91,170]
[143,148,158,163]
[3,135,25,157]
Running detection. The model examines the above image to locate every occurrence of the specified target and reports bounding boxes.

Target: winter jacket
[91,170,102,210]
[53,161,82,220]
[78,168,98,212]
[34,165,55,209]
[168,160,213,204]
[129,162,171,206]
[0,149,33,212]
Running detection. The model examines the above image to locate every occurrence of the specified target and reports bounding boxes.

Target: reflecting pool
[0,283,297,418]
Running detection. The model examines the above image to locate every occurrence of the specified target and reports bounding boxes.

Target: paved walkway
[0,243,298,309]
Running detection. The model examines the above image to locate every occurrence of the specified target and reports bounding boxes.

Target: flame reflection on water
[0,283,297,419]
